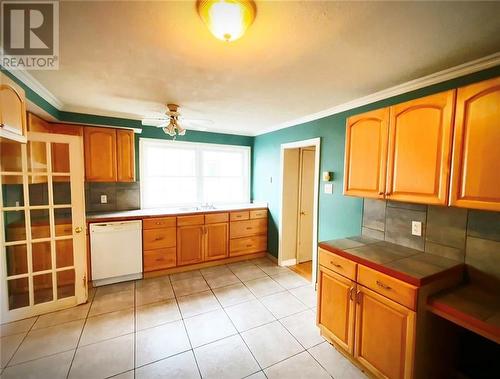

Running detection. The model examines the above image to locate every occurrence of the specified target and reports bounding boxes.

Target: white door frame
[278,137,320,284]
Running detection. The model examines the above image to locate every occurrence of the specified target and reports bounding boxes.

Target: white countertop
[86,202,268,222]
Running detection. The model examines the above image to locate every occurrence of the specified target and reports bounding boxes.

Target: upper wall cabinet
[344,108,389,199]
[116,129,135,182]
[0,72,27,143]
[84,127,118,182]
[386,90,455,205]
[83,126,135,182]
[450,77,500,211]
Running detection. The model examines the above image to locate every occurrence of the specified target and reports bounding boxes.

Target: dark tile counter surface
[86,202,268,223]
[319,236,464,286]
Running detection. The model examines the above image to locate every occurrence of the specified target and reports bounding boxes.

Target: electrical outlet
[100,195,108,204]
[324,183,333,194]
[411,221,422,236]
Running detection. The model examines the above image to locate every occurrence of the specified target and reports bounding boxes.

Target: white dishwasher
[90,220,143,286]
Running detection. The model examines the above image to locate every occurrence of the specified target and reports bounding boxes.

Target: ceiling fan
[141,104,213,137]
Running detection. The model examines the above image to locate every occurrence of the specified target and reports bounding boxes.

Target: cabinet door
[317,266,356,353]
[84,127,117,182]
[205,223,229,261]
[355,285,415,379]
[386,90,455,205]
[116,129,135,182]
[344,108,389,198]
[177,225,204,266]
[0,73,27,141]
[450,77,500,211]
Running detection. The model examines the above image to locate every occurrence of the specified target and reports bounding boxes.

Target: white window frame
[139,138,251,209]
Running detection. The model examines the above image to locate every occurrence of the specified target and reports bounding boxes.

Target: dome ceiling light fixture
[196,0,257,42]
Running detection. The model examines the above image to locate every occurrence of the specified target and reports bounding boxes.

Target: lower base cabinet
[177,225,204,266]
[205,223,229,261]
[355,285,415,379]
[317,248,416,379]
[318,266,355,353]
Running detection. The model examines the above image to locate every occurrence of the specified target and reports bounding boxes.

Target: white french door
[1,132,87,323]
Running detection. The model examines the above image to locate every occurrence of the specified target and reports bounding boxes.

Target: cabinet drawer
[205,212,229,224]
[230,219,267,239]
[319,248,357,281]
[177,215,204,226]
[143,217,176,230]
[250,209,267,219]
[143,227,176,250]
[230,211,249,221]
[357,265,417,310]
[230,235,267,256]
[144,247,176,272]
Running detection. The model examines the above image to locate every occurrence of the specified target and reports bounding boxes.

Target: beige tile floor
[0,258,367,379]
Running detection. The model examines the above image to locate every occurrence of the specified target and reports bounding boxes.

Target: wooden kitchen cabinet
[354,285,415,379]
[83,126,135,182]
[344,108,389,199]
[386,90,455,205]
[177,225,204,266]
[0,72,27,143]
[450,77,500,211]
[84,127,117,182]
[229,209,268,257]
[317,265,356,353]
[116,129,135,182]
[204,223,229,261]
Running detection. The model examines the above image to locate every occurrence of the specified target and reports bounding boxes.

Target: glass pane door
[1,132,86,322]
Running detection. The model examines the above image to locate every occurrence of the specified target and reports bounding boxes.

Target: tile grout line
[65,288,94,379]
[208,271,266,377]
[4,314,39,368]
[174,273,204,379]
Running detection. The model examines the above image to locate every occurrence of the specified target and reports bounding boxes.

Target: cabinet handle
[378,192,384,195]
[155,222,162,225]
[385,192,391,196]
[349,287,355,301]
[376,280,392,291]
[246,227,253,230]
[246,244,253,248]
[154,237,163,241]
[330,261,342,268]
[355,290,362,304]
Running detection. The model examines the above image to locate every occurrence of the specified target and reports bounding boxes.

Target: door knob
[75,226,83,234]
[300,211,306,215]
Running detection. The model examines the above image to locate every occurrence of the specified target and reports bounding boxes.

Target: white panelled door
[1,132,87,322]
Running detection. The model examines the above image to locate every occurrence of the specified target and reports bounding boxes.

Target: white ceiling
[27,0,500,135]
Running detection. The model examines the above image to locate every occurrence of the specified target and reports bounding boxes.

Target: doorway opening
[279,138,320,285]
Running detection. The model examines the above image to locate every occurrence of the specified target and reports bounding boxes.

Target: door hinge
[82,275,87,288]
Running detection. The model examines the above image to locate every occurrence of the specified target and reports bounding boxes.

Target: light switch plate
[324,183,333,194]
[100,195,108,204]
[411,221,422,236]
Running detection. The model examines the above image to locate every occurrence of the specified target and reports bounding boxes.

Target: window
[140,139,250,208]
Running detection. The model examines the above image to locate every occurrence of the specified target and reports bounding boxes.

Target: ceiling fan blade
[142,118,168,127]
[179,118,214,126]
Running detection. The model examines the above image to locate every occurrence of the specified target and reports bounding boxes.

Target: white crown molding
[7,68,64,110]
[256,52,500,136]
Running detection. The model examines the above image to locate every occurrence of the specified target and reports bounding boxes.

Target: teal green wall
[253,66,500,258]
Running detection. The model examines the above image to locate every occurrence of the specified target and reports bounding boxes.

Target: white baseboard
[281,258,297,267]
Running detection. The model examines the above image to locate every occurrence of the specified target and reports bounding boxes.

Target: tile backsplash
[85,182,140,213]
[362,199,500,279]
